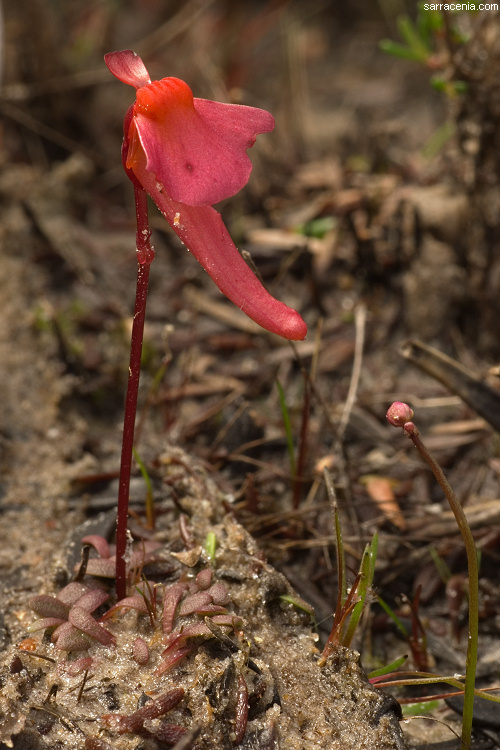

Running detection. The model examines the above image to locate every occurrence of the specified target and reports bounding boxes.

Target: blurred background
[2,4,500,741]
[1,0,443,184]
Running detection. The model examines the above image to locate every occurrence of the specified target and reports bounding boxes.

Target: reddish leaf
[28,617,66,632]
[57,581,91,607]
[81,535,111,559]
[84,558,117,578]
[178,591,213,616]
[74,589,109,613]
[102,688,184,733]
[101,594,148,620]
[207,582,230,605]
[234,674,249,743]
[65,656,93,676]
[142,722,186,744]
[29,595,69,620]
[53,622,92,651]
[69,607,116,646]
[162,582,188,634]
[155,645,192,675]
[132,637,149,665]
[211,614,244,628]
[195,569,212,590]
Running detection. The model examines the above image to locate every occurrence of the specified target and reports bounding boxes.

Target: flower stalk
[105,48,308,599]
[115,186,154,601]
[386,402,478,750]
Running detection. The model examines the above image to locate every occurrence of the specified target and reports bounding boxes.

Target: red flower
[105,50,307,340]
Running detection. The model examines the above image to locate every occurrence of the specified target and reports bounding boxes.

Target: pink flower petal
[126,77,274,206]
[131,156,306,339]
[105,49,308,341]
[104,50,150,89]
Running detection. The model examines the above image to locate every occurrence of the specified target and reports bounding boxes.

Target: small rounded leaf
[30,595,69,620]
[132,637,150,665]
[69,607,116,646]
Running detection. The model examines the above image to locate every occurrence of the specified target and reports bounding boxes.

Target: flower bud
[386,401,414,427]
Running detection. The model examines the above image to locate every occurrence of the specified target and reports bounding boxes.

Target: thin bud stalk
[406,427,478,750]
[387,404,478,750]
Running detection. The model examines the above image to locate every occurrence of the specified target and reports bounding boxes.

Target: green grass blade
[276,379,296,477]
[376,595,408,637]
[379,39,424,61]
[343,534,378,647]
[324,469,346,612]
[368,654,408,680]
[133,447,155,529]
[204,531,217,565]
[397,15,430,61]
[429,546,452,584]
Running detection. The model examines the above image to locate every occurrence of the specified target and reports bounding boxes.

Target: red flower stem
[115,186,155,601]
[405,426,478,750]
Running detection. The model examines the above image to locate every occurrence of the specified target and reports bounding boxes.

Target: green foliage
[296,216,336,239]
[379,5,439,64]
[204,531,217,565]
[276,379,297,476]
[383,13,434,63]
[368,654,408,680]
[376,595,408,637]
[421,120,456,160]
[321,470,378,656]
[379,2,470,97]
[431,76,468,96]
[278,594,316,620]
[401,700,441,716]
[342,534,378,648]
[429,546,452,584]
[133,447,155,529]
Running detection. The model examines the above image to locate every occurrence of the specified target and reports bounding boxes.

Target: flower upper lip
[120,68,275,207]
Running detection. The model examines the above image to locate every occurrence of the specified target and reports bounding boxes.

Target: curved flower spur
[104,50,307,599]
[104,49,307,340]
